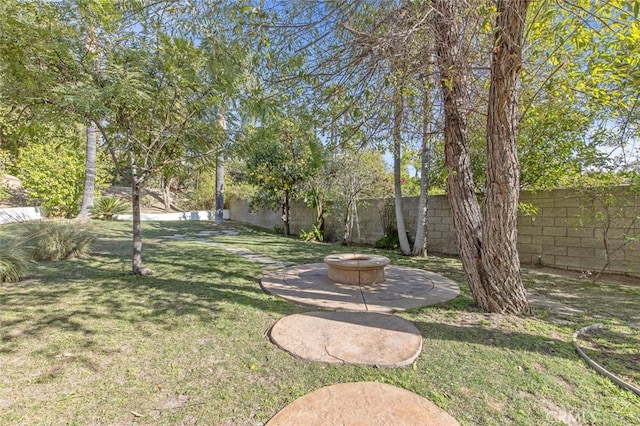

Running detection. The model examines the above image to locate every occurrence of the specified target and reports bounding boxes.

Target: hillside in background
[1,175,180,214]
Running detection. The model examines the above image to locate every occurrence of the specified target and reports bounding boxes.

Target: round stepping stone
[269,312,422,367]
[267,381,459,426]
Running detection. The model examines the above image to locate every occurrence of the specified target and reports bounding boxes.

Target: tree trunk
[216,113,227,224]
[129,149,152,275]
[412,77,433,256]
[77,121,99,219]
[78,24,99,220]
[392,84,412,255]
[215,154,224,223]
[282,190,291,236]
[482,0,530,313]
[342,198,353,245]
[353,199,361,242]
[162,176,173,212]
[316,200,325,233]
[433,0,528,314]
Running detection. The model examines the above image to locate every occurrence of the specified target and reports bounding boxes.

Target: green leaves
[16,138,111,218]
[244,115,321,209]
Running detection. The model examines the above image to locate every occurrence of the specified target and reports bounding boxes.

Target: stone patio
[260,262,460,312]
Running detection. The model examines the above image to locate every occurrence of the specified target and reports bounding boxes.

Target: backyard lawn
[0,220,638,425]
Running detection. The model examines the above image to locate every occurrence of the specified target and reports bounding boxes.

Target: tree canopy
[1,0,638,302]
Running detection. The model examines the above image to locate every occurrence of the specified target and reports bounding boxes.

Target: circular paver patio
[269,311,422,367]
[267,381,460,426]
[261,263,460,312]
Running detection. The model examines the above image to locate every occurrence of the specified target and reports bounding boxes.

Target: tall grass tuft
[0,247,29,282]
[20,221,96,261]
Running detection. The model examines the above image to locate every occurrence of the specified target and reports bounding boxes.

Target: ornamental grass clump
[20,221,95,261]
[0,247,29,282]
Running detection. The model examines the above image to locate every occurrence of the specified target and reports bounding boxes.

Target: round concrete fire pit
[323,253,390,285]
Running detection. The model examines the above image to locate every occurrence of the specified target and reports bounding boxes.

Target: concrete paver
[267,381,460,426]
[269,311,422,367]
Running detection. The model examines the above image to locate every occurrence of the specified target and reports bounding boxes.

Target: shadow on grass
[412,320,575,359]
[0,273,300,355]
[0,236,303,356]
[522,271,640,328]
[577,327,640,386]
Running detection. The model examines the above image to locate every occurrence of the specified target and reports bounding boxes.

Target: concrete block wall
[228,197,316,235]
[519,187,639,276]
[228,198,282,230]
[326,196,458,253]
[324,198,387,245]
[229,186,640,277]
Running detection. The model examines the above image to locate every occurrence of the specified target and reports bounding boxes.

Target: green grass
[0,247,29,282]
[0,220,638,425]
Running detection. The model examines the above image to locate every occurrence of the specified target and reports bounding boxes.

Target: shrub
[91,196,129,220]
[16,142,111,218]
[20,221,95,261]
[183,169,215,211]
[0,247,29,282]
[300,225,324,242]
[0,185,10,203]
[375,229,400,250]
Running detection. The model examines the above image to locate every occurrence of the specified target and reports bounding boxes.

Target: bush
[183,169,215,211]
[20,221,95,261]
[91,196,129,220]
[0,248,29,282]
[375,229,400,250]
[300,225,324,242]
[16,142,111,218]
[375,228,415,251]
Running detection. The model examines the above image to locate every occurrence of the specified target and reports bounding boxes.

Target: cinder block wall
[228,198,316,235]
[228,198,281,230]
[228,186,640,277]
[518,187,639,276]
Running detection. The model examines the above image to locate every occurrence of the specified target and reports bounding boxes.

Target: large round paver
[261,263,460,312]
[267,381,459,426]
[269,312,422,367]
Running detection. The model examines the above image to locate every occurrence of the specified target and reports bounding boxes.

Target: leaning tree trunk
[433,0,529,314]
[482,0,530,313]
[392,84,412,255]
[77,122,99,219]
[434,0,485,305]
